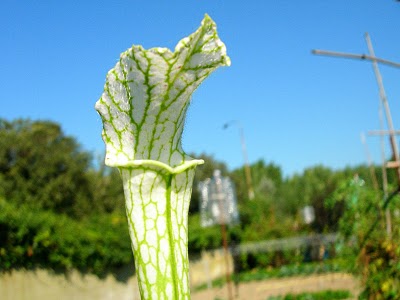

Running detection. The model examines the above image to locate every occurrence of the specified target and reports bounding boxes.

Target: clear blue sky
[2,1,400,176]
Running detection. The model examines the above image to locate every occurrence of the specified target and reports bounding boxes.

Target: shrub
[0,198,133,277]
[327,177,400,299]
[267,289,352,300]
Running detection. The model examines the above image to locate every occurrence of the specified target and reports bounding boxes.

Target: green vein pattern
[95,14,230,300]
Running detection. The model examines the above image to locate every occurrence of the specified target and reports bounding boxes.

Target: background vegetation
[1,118,399,298]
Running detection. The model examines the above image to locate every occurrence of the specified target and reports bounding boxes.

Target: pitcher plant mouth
[95,13,230,169]
[108,159,204,174]
[95,14,230,299]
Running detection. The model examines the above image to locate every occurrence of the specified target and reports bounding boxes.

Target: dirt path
[191,273,359,300]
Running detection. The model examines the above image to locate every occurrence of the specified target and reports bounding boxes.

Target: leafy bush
[236,259,349,282]
[188,213,222,253]
[358,239,400,299]
[327,176,400,299]
[267,289,352,300]
[0,198,133,277]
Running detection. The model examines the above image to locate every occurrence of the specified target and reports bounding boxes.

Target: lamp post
[223,120,255,200]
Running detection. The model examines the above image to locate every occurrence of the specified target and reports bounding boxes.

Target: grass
[266,289,352,300]
[194,258,351,292]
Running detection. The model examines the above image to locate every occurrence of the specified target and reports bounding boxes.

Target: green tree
[231,159,283,203]
[251,160,283,198]
[281,165,343,232]
[0,119,94,218]
[87,166,125,214]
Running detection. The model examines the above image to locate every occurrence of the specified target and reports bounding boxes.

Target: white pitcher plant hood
[95,14,230,300]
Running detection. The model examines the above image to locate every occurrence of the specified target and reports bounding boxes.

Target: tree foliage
[2,117,395,282]
[0,118,124,218]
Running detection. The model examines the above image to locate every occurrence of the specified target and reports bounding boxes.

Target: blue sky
[2,1,400,177]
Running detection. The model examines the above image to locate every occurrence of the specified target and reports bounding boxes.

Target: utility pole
[364,33,396,237]
[313,33,400,237]
[223,120,255,200]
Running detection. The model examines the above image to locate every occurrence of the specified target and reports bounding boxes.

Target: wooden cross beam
[313,33,400,186]
[367,130,400,168]
[368,130,400,136]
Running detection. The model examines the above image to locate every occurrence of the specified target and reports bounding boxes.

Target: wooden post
[313,34,400,237]
[365,33,396,237]
[214,171,234,300]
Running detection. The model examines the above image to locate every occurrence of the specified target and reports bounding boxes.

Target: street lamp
[223,120,255,200]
